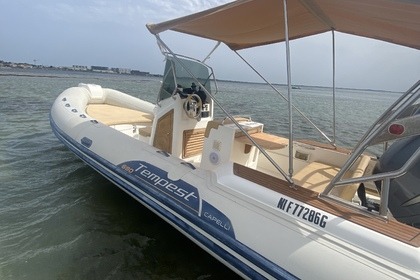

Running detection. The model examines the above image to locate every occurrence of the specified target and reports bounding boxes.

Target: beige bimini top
[147,0,420,50]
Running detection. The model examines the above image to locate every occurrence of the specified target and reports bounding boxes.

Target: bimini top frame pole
[283,0,294,178]
[233,50,335,148]
[323,79,420,197]
[332,30,336,145]
[202,41,221,64]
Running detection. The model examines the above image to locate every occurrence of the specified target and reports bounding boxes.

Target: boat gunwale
[233,162,420,247]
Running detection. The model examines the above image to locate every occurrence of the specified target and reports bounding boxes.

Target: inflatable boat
[51,0,420,279]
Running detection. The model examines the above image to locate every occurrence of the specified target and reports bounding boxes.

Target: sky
[1,0,419,91]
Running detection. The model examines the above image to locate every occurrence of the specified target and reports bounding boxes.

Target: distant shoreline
[0,72,70,79]
[0,67,399,93]
[0,67,160,79]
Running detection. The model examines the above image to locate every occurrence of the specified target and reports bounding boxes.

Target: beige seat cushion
[235,132,288,150]
[86,104,153,126]
[293,155,371,201]
[293,162,340,193]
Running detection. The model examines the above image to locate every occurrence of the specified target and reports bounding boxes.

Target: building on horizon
[91,66,112,73]
[131,70,149,76]
[91,65,108,71]
[112,67,131,74]
[72,65,88,71]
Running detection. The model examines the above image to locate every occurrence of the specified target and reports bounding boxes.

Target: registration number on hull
[277,197,328,228]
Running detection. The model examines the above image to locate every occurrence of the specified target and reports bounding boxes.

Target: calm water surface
[0,68,399,279]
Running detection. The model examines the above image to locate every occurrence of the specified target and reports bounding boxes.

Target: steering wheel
[183,94,202,119]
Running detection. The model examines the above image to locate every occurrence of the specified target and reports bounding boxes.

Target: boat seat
[235,132,288,151]
[293,162,340,193]
[86,104,153,126]
[293,155,371,201]
[139,126,152,137]
[204,118,258,138]
[332,155,371,200]
[296,139,351,154]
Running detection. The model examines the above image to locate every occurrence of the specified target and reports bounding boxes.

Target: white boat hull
[50,84,420,279]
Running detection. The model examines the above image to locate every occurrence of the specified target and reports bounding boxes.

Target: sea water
[0,68,399,279]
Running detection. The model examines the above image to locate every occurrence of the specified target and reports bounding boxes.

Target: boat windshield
[158,56,213,102]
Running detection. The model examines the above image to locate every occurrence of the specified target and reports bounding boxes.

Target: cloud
[143,0,230,20]
[33,0,231,26]
[1,0,418,91]
[36,1,139,26]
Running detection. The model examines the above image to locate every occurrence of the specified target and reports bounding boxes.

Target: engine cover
[374,136,420,228]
